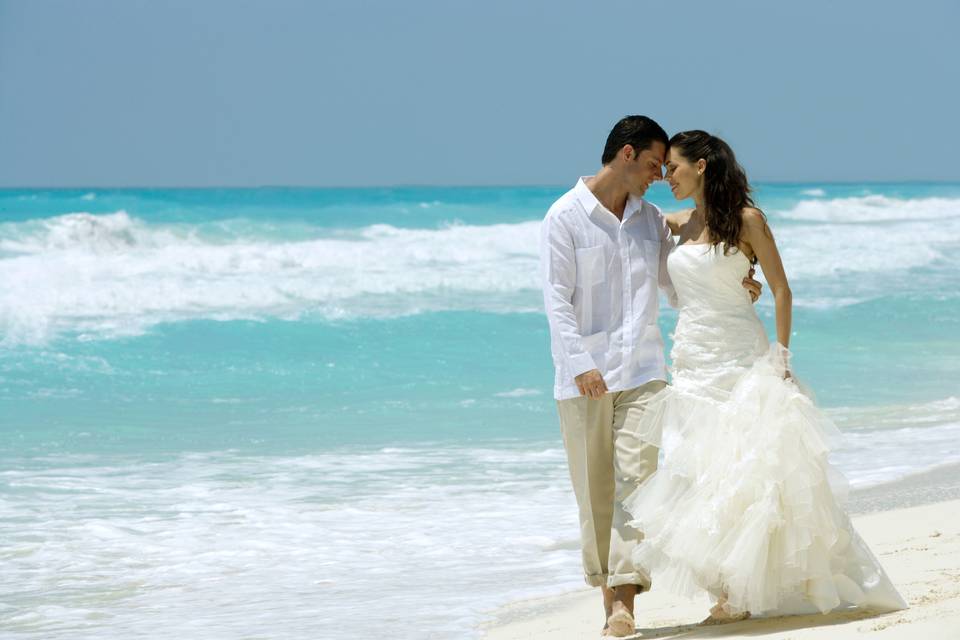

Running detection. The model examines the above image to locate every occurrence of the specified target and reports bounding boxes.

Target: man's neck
[585,167,629,220]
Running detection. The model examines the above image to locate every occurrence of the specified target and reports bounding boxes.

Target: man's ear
[621,145,636,162]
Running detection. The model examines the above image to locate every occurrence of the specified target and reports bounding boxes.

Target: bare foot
[699,597,751,625]
[607,607,635,636]
[601,586,614,635]
[606,585,637,637]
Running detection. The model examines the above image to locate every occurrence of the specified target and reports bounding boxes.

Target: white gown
[624,242,907,616]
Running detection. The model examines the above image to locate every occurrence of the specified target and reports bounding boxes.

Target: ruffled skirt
[623,344,907,616]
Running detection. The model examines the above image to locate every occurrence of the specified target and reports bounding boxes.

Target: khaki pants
[556,380,665,589]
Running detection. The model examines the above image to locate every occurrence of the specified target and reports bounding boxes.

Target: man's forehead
[640,144,666,163]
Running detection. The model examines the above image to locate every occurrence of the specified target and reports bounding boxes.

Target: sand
[481,499,960,639]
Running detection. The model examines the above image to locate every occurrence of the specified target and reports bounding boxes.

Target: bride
[623,130,907,625]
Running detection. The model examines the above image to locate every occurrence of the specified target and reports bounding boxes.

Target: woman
[622,130,907,625]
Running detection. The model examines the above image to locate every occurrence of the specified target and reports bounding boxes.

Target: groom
[539,115,761,636]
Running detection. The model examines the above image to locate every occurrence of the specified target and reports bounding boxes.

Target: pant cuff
[607,571,652,591]
[583,573,608,588]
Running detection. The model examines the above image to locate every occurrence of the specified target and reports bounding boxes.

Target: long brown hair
[669,130,764,262]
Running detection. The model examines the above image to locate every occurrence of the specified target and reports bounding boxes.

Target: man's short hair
[601,116,668,165]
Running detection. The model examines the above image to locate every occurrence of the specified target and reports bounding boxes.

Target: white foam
[1,201,958,346]
[0,213,542,346]
[800,188,826,197]
[0,447,583,638]
[495,388,542,398]
[754,196,960,288]
[778,194,960,222]
[827,396,960,488]
[834,421,960,488]
[0,211,184,254]
[0,413,954,638]
[828,396,960,431]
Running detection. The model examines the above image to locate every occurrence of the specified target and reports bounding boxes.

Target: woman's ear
[697,159,706,175]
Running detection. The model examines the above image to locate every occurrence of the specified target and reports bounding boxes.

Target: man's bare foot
[605,585,637,637]
[601,586,614,634]
[606,607,635,637]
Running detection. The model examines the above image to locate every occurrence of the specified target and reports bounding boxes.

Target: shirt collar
[574,177,601,216]
[622,192,645,223]
[575,176,646,223]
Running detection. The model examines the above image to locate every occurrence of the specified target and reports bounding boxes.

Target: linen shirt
[540,177,678,400]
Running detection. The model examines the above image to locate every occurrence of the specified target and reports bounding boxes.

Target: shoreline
[848,459,960,514]
[480,497,960,639]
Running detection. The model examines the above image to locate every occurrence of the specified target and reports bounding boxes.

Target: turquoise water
[1,184,959,638]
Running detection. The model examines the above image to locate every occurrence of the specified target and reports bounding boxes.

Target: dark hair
[668,130,764,261]
[601,116,668,165]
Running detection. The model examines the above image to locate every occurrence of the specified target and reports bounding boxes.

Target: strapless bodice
[666,243,768,394]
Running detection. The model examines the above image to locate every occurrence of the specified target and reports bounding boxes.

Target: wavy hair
[669,130,764,261]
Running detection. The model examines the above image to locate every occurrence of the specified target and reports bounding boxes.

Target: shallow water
[1,183,958,637]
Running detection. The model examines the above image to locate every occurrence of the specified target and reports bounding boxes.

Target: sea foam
[1,196,957,346]
[779,194,960,223]
[0,212,542,346]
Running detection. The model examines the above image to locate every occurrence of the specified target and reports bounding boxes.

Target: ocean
[1,183,959,638]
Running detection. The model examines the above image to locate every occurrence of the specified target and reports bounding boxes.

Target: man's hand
[575,369,608,400]
[742,265,763,303]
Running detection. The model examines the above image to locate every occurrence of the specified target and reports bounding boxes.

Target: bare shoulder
[740,207,769,232]
[664,208,694,234]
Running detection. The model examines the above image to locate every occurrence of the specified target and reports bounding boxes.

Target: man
[539,115,761,636]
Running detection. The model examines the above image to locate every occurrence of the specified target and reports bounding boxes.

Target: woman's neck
[692,190,706,214]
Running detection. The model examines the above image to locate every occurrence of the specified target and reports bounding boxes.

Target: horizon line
[2,179,959,191]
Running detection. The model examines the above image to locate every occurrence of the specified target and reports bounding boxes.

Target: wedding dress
[624,242,907,616]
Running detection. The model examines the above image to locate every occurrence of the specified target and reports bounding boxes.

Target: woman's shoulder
[739,206,767,224]
[738,208,772,256]
[664,208,694,234]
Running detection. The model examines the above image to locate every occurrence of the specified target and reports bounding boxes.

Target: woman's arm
[664,209,693,235]
[742,208,792,348]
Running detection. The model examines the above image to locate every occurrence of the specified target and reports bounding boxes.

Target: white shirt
[540,177,678,400]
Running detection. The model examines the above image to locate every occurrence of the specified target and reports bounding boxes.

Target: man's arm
[540,213,607,398]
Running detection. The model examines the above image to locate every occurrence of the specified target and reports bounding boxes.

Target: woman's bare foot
[699,596,751,625]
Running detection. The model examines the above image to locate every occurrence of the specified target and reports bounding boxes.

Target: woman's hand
[742,265,763,302]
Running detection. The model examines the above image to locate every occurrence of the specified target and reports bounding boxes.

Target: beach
[482,498,960,640]
[2,183,959,638]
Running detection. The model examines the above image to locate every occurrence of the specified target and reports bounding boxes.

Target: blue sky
[0,0,957,186]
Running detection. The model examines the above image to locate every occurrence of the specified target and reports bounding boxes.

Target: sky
[0,0,957,187]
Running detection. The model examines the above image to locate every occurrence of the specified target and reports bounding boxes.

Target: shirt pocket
[642,239,660,283]
[582,330,608,369]
[574,246,606,288]
[582,330,608,354]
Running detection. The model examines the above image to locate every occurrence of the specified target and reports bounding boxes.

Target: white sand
[481,499,960,639]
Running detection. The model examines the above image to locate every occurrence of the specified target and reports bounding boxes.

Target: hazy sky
[1,0,957,187]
